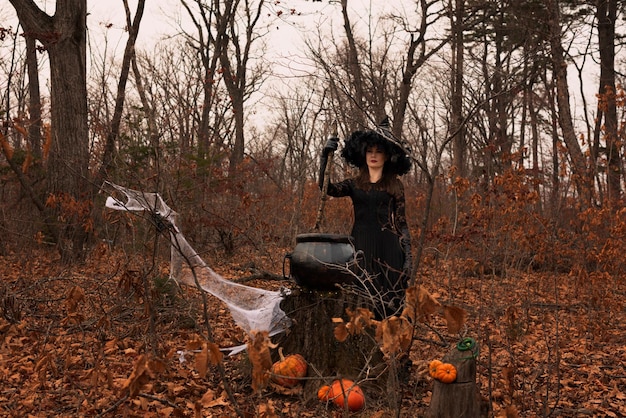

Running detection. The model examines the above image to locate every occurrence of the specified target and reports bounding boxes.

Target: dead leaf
[186,336,204,351]
[504,405,519,418]
[258,399,278,418]
[121,354,165,398]
[333,322,349,342]
[270,381,303,396]
[0,132,14,160]
[65,286,85,313]
[402,285,441,322]
[195,343,208,378]
[199,388,216,407]
[247,330,273,392]
[104,339,118,356]
[207,341,223,366]
[443,304,467,334]
[375,316,413,357]
[121,354,150,398]
[204,394,229,408]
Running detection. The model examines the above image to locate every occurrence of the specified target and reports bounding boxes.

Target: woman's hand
[323,137,339,156]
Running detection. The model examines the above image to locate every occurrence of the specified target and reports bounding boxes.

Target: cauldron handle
[283,253,292,280]
[349,249,365,276]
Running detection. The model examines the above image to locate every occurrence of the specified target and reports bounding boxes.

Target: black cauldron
[284,233,361,291]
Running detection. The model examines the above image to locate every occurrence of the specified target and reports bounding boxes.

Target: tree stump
[275,287,385,400]
[429,338,480,418]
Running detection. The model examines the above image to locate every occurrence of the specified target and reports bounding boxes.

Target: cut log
[428,338,480,418]
[275,287,385,400]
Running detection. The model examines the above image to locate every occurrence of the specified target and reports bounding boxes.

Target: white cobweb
[102,182,292,355]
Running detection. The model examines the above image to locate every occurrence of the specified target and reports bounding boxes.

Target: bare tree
[546,0,590,202]
[308,0,450,136]
[595,0,620,202]
[179,0,269,175]
[180,0,222,159]
[8,0,91,261]
[96,0,146,184]
[449,0,466,177]
[24,34,42,161]
[215,0,268,173]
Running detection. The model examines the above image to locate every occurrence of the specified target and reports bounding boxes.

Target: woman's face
[366,145,387,169]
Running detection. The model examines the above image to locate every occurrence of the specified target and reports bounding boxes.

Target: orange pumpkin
[433,362,457,383]
[317,385,331,401]
[270,349,307,387]
[429,359,443,378]
[322,379,365,412]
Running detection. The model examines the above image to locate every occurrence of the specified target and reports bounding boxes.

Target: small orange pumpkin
[270,348,307,387]
[433,362,457,383]
[429,359,443,378]
[318,385,331,401]
[322,379,365,412]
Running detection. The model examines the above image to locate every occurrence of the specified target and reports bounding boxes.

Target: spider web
[103,182,291,354]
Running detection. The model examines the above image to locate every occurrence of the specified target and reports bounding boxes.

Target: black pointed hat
[340,116,412,176]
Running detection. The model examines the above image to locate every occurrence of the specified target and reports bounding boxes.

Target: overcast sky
[3,1,596,131]
[78,0,424,128]
[83,0,422,73]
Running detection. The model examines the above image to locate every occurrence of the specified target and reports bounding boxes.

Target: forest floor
[0,243,625,417]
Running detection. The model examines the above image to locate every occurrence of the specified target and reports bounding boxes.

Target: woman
[319,118,412,318]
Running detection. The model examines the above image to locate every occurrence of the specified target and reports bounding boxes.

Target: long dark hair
[354,162,403,195]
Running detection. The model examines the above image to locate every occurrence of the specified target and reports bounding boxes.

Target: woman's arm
[327,178,353,197]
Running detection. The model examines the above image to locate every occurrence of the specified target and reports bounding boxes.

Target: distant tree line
[1,0,625,273]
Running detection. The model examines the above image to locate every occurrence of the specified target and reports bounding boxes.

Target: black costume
[319,119,412,318]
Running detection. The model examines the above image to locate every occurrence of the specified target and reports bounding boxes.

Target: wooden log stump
[429,338,480,418]
[275,287,385,400]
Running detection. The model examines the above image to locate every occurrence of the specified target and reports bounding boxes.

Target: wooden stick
[313,120,338,232]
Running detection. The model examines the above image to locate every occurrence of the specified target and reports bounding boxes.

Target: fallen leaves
[121,354,167,398]
[186,336,223,378]
[1,247,626,416]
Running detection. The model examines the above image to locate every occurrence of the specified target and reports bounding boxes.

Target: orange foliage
[402,285,442,322]
[44,192,94,233]
[247,330,275,392]
[333,285,466,358]
[0,132,14,160]
[375,315,413,358]
[21,144,32,173]
[42,123,52,160]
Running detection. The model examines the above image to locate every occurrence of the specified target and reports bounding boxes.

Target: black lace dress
[327,177,410,317]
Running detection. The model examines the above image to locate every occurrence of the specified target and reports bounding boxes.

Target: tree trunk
[340,0,365,114]
[596,0,619,202]
[450,0,466,177]
[48,11,91,260]
[9,0,92,262]
[229,92,245,172]
[216,0,266,174]
[275,288,385,401]
[25,35,42,161]
[429,339,480,418]
[546,0,590,203]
